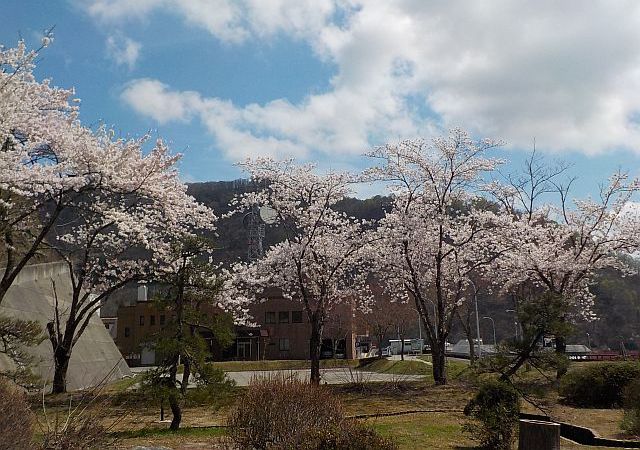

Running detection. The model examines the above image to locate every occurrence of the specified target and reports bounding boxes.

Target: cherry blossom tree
[232,158,377,384]
[366,129,510,385]
[0,39,238,394]
[44,135,218,393]
[488,152,640,378]
[0,37,87,303]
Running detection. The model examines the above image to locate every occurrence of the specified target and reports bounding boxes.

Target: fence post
[518,419,560,450]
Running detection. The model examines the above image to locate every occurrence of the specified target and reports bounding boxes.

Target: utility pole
[469,280,482,358]
[483,316,496,347]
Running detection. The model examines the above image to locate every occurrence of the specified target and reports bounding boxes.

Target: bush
[314,420,396,450]
[41,414,109,450]
[228,376,395,450]
[463,379,520,450]
[559,362,640,408]
[622,377,640,435]
[0,379,35,450]
[40,386,113,449]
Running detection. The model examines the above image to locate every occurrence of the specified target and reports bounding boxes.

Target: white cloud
[120,79,200,124]
[106,1,640,159]
[106,34,141,69]
[80,0,336,44]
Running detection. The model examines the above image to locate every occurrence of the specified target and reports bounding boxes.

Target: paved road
[226,368,424,386]
[129,366,424,387]
[128,355,474,388]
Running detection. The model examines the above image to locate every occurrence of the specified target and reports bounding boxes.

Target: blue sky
[4,1,640,199]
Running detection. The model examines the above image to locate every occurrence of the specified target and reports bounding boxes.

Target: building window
[150,315,155,326]
[279,338,290,351]
[139,315,144,326]
[291,311,303,323]
[124,327,130,337]
[160,315,166,326]
[278,311,290,323]
[265,312,276,324]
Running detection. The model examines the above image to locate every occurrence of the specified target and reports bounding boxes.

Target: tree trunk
[399,332,405,361]
[555,335,567,379]
[52,346,71,394]
[168,393,181,430]
[181,358,191,395]
[500,330,545,382]
[377,332,385,359]
[309,317,323,385]
[432,343,447,385]
[466,333,476,366]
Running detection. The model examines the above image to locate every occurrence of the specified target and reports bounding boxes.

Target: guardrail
[520,413,640,448]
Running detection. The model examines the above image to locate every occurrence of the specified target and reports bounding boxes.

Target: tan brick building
[249,295,360,360]
[110,286,364,365]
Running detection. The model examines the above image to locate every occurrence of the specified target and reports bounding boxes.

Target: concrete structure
[0,262,131,390]
[101,317,118,340]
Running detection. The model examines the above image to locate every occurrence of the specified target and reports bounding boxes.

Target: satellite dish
[259,206,277,224]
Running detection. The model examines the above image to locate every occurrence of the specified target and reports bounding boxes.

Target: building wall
[249,295,360,360]
[114,291,364,364]
[116,301,169,364]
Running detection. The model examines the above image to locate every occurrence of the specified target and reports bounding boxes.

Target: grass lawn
[112,426,229,449]
[36,359,639,449]
[359,358,432,376]
[368,413,475,449]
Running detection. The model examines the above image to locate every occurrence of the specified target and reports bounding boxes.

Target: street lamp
[618,335,627,359]
[506,309,518,340]
[482,316,497,347]
[469,280,482,358]
[586,332,591,350]
[410,307,423,355]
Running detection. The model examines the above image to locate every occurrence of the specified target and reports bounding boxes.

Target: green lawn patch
[359,359,432,377]
[112,425,227,440]
[367,413,475,449]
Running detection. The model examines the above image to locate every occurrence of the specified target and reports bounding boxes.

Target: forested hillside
[188,180,639,350]
[103,180,638,350]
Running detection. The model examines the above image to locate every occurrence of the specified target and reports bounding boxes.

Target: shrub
[314,419,396,450]
[559,362,640,408]
[40,386,114,449]
[40,414,109,450]
[463,379,520,450]
[227,376,395,450]
[622,377,640,436]
[0,379,35,450]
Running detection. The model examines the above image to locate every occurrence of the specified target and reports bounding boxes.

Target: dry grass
[520,400,625,440]
[367,413,476,449]
[335,382,472,416]
[32,359,638,450]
